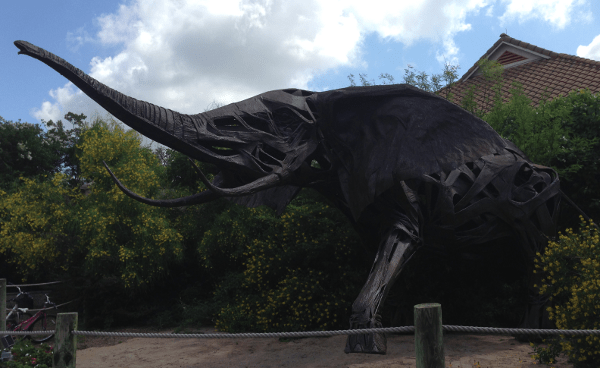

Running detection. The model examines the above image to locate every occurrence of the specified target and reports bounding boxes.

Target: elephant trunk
[14,40,246,172]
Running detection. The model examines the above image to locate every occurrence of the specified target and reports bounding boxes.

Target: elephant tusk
[187,158,285,197]
[102,161,220,207]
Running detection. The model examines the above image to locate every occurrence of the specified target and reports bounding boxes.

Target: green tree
[0,113,92,282]
[0,115,184,289]
[458,59,505,118]
[55,112,96,190]
[547,88,600,227]
[71,116,185,288]
[0,117,66,193]
[483,81,573,169]
[0,172,81,282]
[0,112,95,196]
[347,58,460,98]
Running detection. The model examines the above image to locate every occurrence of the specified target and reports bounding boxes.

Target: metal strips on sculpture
[16,40,581,354]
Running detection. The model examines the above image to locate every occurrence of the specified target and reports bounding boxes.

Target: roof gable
[464,39,551,80]
[438,33,600,114]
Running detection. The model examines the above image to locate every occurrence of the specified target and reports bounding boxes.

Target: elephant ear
[313,84,513,220]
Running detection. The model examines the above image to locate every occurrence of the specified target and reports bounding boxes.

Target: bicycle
[4,284,57,346]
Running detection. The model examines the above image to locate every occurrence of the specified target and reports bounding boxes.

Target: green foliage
[0,115,184,289]
[548,89,600,229]
[550,88,600,181]
[456,61,600,233]
[68,116,185,289]
[0,339,52,368]
[197,189,369,332]
[0,172,82,281]
[347,72,395,87]
[0,117,67,194]
[530,216,600,367]
[0,112,93,196]
[160,149,219,193]
[52,112,94,191]
[347,58,460,96]
[437,60,461,101]
[482,84,600,232]
[482,81,575,169]
[457,59,505,118]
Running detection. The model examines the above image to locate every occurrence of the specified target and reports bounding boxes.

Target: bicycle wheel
[28,314,56,343]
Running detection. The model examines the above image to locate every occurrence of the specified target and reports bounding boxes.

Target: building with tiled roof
[438,33,600,115]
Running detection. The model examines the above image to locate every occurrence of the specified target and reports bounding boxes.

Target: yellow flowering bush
[530,216,600,367]
[0,116,184,289]
[198,189,369,333]
[72,117,184,288]
[0,172,83,280]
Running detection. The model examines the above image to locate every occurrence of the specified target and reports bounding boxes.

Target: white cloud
[32,83,79,123]
[32,101,61,123]
[577,34,600,61]
[36,0,590,142]
[498,0,589,29]
[66,27,95,52]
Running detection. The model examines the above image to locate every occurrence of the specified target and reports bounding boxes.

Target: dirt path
[70,326,574,368]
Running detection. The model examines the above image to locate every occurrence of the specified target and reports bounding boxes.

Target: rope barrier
[67,325,600,338]
[4,325,595,339]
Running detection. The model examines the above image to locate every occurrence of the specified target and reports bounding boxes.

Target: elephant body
[15,40,563,354]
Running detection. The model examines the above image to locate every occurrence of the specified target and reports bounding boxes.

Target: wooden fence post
[54,312,77,368]
[415,303,444,368]
[0,279,5,332]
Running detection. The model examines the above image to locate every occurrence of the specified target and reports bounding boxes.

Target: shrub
[530,216,600,367]
[0,339,53,368]
[198,189,370,333]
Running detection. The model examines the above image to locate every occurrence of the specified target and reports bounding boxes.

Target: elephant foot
[344,314,387,354]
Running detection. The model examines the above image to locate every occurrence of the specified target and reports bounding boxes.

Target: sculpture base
[345,332,387,354]
[344,315,387,354]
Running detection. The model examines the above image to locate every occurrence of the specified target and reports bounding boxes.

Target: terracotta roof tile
[438,34,600,113]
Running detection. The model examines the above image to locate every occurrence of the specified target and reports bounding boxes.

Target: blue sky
[2,0,599,150]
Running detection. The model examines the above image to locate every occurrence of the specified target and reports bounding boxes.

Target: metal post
[0,279,5,332]
[54,312,77,368]
[415,303,444,368]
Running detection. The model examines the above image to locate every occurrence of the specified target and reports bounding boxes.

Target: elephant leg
[345,223,420,354]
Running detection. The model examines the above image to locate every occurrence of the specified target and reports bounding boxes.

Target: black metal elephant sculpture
[16,40,586,354]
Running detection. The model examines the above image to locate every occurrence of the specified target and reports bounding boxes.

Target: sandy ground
[67,326,575,368]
